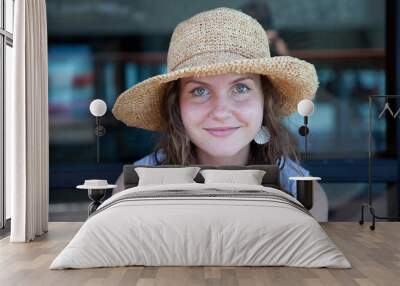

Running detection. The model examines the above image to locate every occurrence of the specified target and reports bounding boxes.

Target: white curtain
[7,0,49,242]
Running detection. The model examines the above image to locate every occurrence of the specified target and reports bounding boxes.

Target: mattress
[49,183,351,269]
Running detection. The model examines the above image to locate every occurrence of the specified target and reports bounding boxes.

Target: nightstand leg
[296,180,314,210]
[88,201,101,216]
[87,189,106,216]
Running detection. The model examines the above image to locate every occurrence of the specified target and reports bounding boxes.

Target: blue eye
[191,87,209,97]
[234,83,251,94]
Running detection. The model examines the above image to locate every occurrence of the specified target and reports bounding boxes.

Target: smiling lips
[204,127,240,137]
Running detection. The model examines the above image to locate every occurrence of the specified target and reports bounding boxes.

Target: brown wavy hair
[153,75,300,165]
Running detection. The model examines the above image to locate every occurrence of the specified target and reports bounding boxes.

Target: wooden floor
[0,222,399,286]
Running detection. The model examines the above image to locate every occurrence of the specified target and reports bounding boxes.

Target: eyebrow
[182,76,255,87]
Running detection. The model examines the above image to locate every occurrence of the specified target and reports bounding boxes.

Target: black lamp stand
[94,117,106,163]
[299,116,310,160]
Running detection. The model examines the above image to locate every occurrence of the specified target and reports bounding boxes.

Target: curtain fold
[8,0,49,242]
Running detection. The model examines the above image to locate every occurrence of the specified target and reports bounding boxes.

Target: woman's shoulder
[276,156,310,197]
[278,156,310,177]
[132,151,306,174]
[133,149,166,166]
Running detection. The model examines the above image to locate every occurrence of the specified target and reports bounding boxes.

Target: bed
[49,165,351,269]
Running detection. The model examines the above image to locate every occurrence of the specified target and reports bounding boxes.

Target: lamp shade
[297,99,315,116]
[90,99,107,117]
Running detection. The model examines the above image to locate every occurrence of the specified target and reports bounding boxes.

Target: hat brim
[112,56,319,131]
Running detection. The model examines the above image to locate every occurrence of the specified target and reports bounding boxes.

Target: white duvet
[50,183,351,269]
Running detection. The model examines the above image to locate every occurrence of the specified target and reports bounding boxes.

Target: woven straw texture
[112,7,319,131]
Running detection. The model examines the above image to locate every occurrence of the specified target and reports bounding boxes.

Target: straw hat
[112,7,319,131]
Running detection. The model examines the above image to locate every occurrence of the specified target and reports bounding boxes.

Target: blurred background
[31,0,400,221]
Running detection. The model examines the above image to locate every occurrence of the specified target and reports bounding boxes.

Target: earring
[254,126,270,144]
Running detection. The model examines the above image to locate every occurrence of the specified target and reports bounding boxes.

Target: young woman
[112,7,328,221]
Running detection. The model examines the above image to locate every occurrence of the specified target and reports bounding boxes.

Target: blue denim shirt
[133,149,310,198]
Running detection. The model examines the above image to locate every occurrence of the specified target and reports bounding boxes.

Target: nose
[209,95,232,121]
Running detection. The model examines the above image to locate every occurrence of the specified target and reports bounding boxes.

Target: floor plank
[0,222,399,286]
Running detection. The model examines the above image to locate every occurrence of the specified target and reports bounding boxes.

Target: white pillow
[200,169,266,185]
[135,167,201,186]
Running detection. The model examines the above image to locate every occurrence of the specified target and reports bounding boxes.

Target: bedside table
[289,176,321,210]
[77,180,117,216]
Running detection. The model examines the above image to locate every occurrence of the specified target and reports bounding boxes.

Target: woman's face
[179,73,264,158]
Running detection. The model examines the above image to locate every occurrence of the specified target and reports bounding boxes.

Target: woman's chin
[192,131,253,159]
[200,146,245,159]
